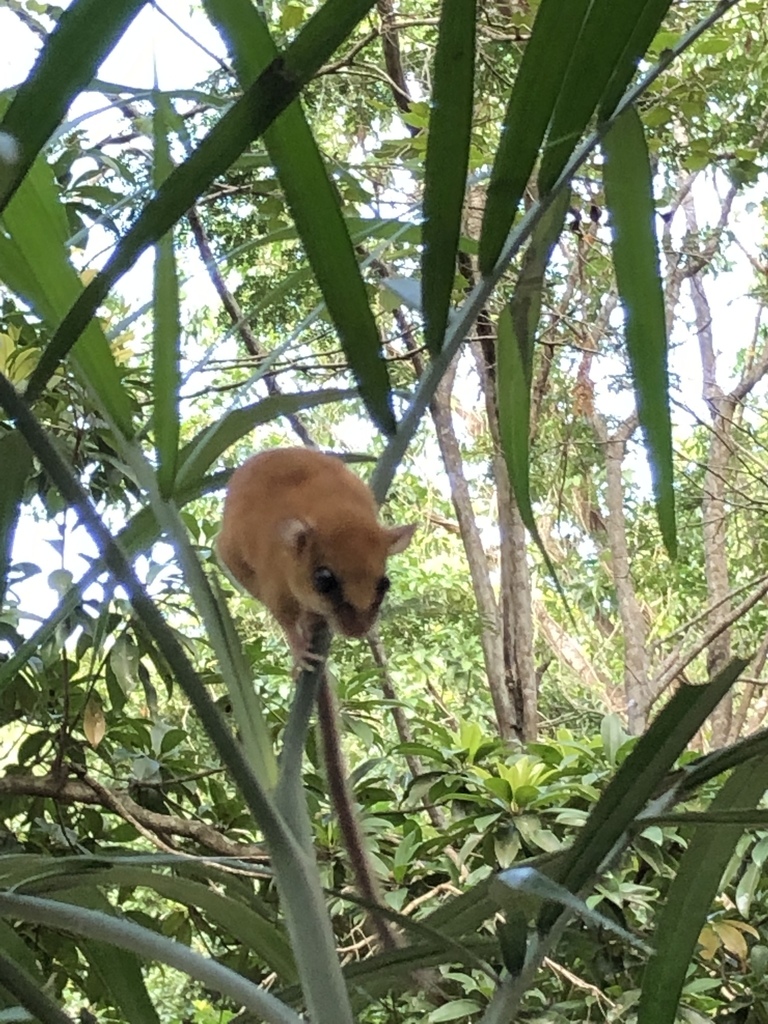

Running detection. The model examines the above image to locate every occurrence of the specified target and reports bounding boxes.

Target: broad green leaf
[638,754,768,1024]
[421,0,476,355]
[0,0,145,210]
[601,712,632,767]
[204,0,395,435]
[0,429,33,608]
[79,938,161,1024]
[695,35,732,55]
[538,0,656,193]
[603,106,676,556]
[428,1000,483,1021]
[24,0,381,424]
[152,92,181,497]
[478,0,590,274]
[541,660,747,924]
[176,388,352,491]
[0,160,135,435]
[735,860,761,917]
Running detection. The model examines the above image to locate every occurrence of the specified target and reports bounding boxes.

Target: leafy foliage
[1,0,767,1021]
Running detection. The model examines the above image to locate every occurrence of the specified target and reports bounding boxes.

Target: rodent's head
[280,516,416,638]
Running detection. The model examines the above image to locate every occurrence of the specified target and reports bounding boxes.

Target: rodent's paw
[293,648,326,676]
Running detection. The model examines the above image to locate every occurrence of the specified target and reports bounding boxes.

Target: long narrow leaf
[497,191,572,612]
[478,0,590,275]
[374,0,741,503]
[422,0,476,355]
[24,0,383,431]
[38,867,297,983]
[204,0,394,435]
[0,0,145,211]
[599,0,675,118]
[0,892,301,1024]
[638,755,768,1024]
[543,660,747,917]
[496,190,568,534]
[176,388,351,491]
[152,92,181,496]
[538,0,653,193]
[603,106,676,556]
[0,160,135,435]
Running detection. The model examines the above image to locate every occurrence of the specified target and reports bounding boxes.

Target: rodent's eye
[313,567,339,595]
[376,575,391,596]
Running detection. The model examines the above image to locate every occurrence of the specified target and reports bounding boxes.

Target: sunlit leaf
[152,91,181,496]
[83,696,106,748]
[735,860,761,917]
[0,160,136,435]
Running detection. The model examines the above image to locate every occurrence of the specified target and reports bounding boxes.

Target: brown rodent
[217,447,415,661]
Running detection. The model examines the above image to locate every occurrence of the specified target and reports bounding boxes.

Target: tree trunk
[700,398,735,745]
[590,415,651,733]
[474,340,538,740]
[428,365,516,740]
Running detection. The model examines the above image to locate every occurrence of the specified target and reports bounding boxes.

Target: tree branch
[0,773,268,861]
[186,205,315,448]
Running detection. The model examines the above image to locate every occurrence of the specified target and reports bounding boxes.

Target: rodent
[217,446,415,662]
[218,446,415,948]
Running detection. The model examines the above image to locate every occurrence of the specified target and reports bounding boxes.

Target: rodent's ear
[280,518,312,553]
[385,523,417,555]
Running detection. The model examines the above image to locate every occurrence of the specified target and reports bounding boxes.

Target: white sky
[0,3,224,93]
